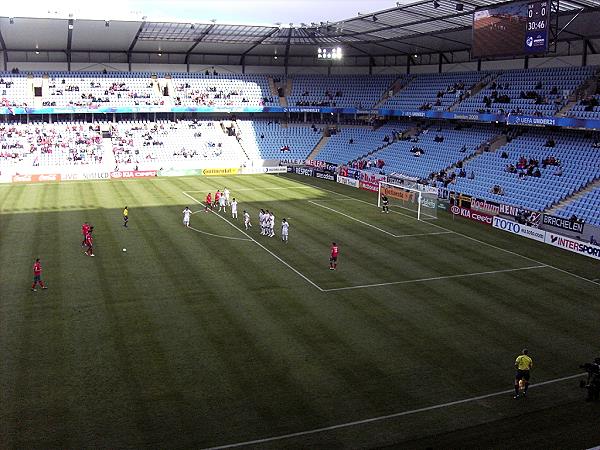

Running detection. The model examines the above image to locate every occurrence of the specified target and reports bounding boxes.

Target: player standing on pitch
[514,348,533,398]
[381,194,389,213]
[329,242,339,270]
[244,210,252,230]
[81,222,90,246]
[123,206,129,228]
[182,206,191,227]
[231,198,238,219]
[31,258,48,291]
[205,192,212,212]
[281,218,289,243]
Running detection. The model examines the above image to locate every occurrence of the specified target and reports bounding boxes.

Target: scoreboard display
[472,0,550,58]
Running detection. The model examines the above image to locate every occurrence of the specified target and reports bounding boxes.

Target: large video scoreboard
[472,0,550,58]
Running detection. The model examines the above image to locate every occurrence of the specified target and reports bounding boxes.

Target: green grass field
[1,173,599,449]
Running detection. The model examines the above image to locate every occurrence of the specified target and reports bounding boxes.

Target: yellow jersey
[515,354,533,371]
[123,208,128,217]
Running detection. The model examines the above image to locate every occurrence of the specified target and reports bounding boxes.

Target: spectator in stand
[492,184,505,195]
[554,165,563,176]
[468,170,475,179]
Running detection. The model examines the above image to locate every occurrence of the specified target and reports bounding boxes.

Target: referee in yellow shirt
[514,348,533,398]
[123,206,129,228]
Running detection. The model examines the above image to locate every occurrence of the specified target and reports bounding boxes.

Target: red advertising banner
[12,174,61,183]
[450,205,493,226]
[359,180,379,192]
[110,170,158,179]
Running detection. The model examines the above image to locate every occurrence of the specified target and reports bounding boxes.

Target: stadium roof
[0,0,600,60]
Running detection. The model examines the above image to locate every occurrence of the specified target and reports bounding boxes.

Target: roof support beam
[284,27,293,76]
[67,18,73,71]
[185,24,215,65]
[0,29,7,71]
[239,28,280,64]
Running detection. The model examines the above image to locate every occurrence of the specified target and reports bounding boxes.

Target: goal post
[377,180,438,220]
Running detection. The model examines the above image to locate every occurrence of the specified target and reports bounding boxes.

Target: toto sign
[451,205,493,225]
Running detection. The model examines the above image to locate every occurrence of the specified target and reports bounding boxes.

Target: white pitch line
[323,265,548,292]
[309,200,452,239]
[309,200,398,237]
[182,191,323,291]
[286,176,600,288]
[188,226,253,242]
[184,186,316,193]
[203,372,585,449]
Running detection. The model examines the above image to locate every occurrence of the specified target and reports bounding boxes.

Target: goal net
[377,181,438,220]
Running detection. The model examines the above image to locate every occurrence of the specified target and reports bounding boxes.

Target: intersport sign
[545,233,600,260]
[450,205,493,225]
[492,217,546,242]
[110,170,158,179]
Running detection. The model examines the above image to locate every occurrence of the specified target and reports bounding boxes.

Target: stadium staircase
[448,72,497,112]
[440,132,507,175]
[373,76,413,109]
[556,70,599,116]
[102,138,117,170]
[305,129,330,160]
[545,176,600,214]
[222,121,251,160]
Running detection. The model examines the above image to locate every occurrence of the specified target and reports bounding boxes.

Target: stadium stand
[236,120,323,160]
[554,186,600,227]
[382,71,488,111]
[452,128,600,211]
[287,74,398,108]
[455,66,596,116]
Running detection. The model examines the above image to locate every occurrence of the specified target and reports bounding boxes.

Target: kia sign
[492,217,546,242]
[450,205,493,225]
[110,170,158,179]
[545,233,600,260]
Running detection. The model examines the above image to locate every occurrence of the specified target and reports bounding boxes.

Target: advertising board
[450,205,493,225]
[200,168,239,176]
[12,174,61,183]
[336,176,359,188]
[110,170,158,179]
[492,217,546,242]
[544,233,600,260]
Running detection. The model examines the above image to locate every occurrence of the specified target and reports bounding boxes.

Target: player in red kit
[84,232,95,257]
[31,258,47,291]
[214,190,221,208]
[329,242,339,270]
[81,222,90,246]
[205,193,212,212]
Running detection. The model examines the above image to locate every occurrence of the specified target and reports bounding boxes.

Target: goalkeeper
[381,194,389,213]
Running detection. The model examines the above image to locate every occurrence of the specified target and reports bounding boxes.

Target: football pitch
[1,173,599,449]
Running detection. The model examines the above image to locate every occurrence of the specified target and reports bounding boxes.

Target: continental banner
[201,168,239,176]
[159,169,202,177]
[381,185,416,202]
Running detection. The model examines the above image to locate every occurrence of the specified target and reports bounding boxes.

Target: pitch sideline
[203,372,585,449]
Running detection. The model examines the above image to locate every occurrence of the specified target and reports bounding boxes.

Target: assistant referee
[514,348,533,398]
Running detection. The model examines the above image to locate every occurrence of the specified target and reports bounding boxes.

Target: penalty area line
[309,200,452,239]
[203,372,585,449]
[182,191,323,292]
[286,176,600,289]
[322,265,548,292]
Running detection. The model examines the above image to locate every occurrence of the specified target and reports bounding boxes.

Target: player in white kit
[218,194,226,212]
[224,188,231,206]
[281,218,289,243]
[231,198,238,219]
[182,206,191,227]
[259,209,265,234]
[244,210,252,230]
[269,212,275,237]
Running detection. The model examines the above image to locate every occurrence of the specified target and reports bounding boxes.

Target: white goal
[377,180,438,220]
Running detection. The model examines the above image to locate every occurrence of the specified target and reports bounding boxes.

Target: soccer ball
[122,248,127,252]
